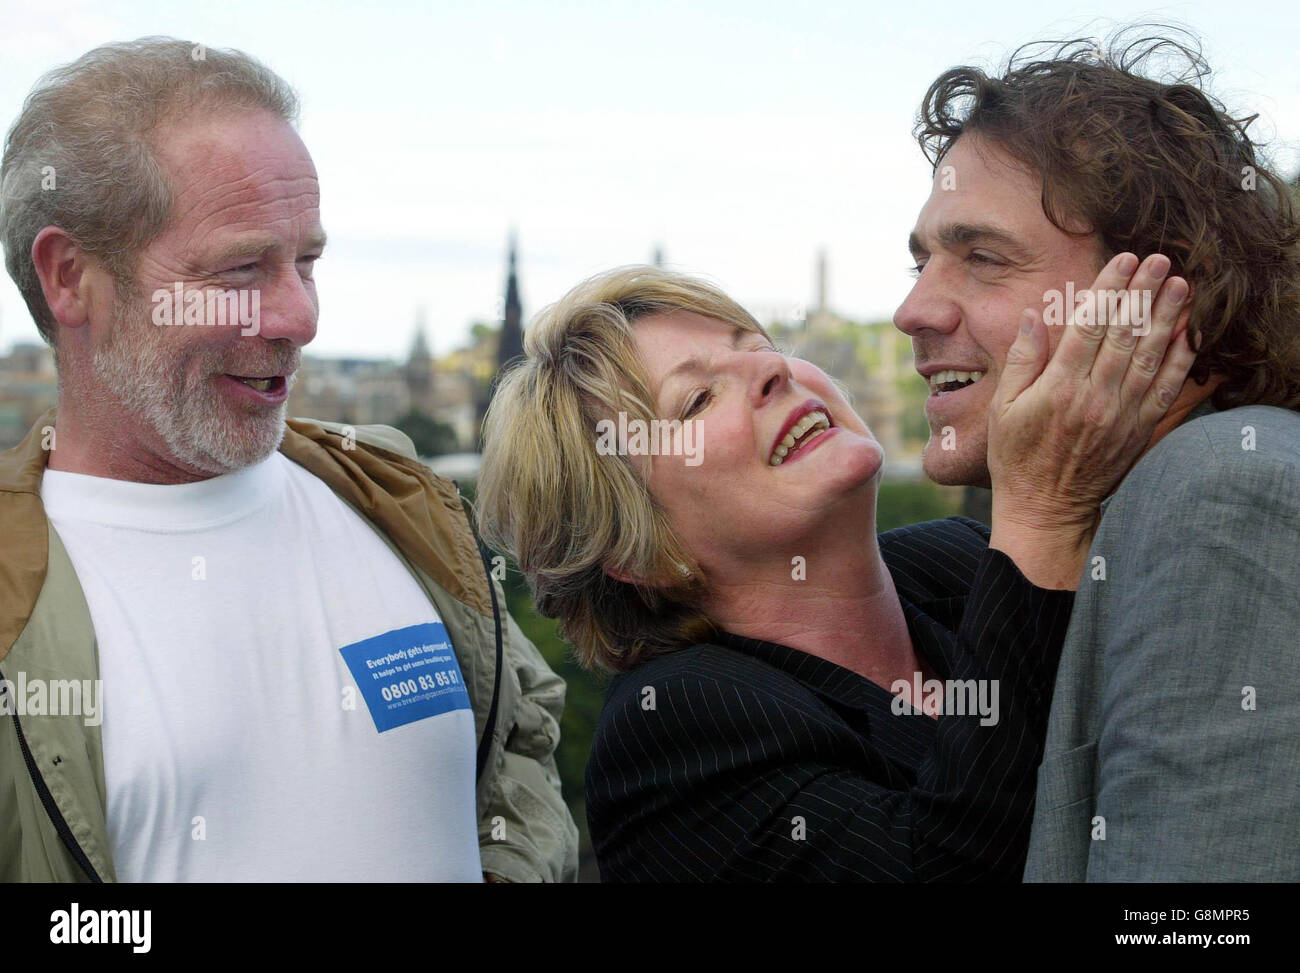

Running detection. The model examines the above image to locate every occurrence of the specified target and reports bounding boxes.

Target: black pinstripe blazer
[585,516,1074,882]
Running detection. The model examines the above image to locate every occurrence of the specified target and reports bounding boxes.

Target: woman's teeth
[928,369,985,393]
[770,410,830,466]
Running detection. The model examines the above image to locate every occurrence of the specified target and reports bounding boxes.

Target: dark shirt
[585,516,1074,881]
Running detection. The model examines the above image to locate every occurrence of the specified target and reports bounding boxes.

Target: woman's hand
[987,252,1197,589]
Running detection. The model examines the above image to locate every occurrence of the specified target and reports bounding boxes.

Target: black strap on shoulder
[474,536,504,781]
[453,481,503,782]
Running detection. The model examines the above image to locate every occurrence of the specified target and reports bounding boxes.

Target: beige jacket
[0,410,578,882]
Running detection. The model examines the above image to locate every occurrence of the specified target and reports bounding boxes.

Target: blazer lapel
[714,623,939,771]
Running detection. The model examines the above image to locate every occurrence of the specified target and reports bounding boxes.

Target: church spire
[409,305,431,362]
[405,304,435,415]
[498,229,524,370]
[816,248,828,315]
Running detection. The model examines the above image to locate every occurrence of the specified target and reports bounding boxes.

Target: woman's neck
[702,516,927,695]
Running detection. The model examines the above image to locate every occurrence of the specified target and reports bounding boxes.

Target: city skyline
[0,239,927,464]
[1,2,1297,358]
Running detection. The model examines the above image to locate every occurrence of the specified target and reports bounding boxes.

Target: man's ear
[31,226,97,331]
[1171,278,1199,351]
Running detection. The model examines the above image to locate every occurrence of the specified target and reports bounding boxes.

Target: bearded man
[0,37,577,883]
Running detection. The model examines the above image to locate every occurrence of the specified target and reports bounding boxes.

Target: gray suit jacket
[1024,399,1300,881]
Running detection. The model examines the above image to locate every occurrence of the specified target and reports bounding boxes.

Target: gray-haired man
[0,37,577,882]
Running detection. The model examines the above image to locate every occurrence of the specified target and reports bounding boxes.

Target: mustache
[909,336,988,370]
[212,344,301,377]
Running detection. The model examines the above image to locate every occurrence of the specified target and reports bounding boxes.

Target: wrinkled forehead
[151,109,321,244]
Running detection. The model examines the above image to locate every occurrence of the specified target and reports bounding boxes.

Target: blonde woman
[477,259,1191,882]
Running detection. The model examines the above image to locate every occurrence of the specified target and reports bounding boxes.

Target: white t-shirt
[40,451,483,882]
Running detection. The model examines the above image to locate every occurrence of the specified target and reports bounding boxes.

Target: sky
[0,0,1297,359]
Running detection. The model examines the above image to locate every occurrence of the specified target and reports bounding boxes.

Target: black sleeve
[585,548,1072,882]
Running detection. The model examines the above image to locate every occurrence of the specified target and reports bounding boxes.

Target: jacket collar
[278,419,490,615]
[714,592,950,765]
[0,409,55,664]
[1100,395,1219,514]
[0,409,489,664]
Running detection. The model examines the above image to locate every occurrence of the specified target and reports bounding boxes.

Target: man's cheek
[981,368,999,401]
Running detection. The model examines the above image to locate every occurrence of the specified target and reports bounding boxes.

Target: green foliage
[499,568,606,806]
[897,374,931,446]
[394,409,459,457]
[876,478,963,531]
[455,481,605,813]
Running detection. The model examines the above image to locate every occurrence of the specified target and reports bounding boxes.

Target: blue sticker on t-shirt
[339,622,472,733]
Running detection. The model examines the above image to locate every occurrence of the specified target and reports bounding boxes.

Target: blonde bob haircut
[476,265,772,674]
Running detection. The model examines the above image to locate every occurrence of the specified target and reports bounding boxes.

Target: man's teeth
[927,369,985,392]
[236,377,275,392]
[769,410,830,466]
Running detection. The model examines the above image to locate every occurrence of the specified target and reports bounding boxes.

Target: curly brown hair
[914,25,1300,410]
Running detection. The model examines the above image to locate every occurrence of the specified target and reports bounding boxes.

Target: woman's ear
[603,559,694,587]
[602,563,642,586]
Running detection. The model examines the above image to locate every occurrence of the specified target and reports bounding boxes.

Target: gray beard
[91,294,295,475]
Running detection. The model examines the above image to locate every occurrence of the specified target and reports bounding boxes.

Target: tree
[393,409,458,457]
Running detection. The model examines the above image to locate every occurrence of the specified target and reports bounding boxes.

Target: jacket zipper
[2,667,103,882]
